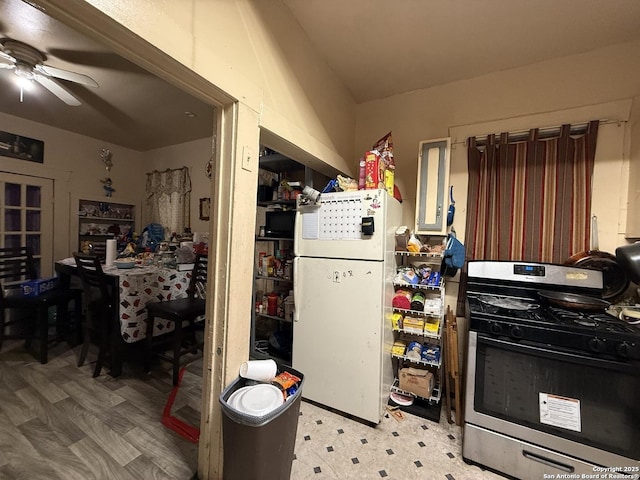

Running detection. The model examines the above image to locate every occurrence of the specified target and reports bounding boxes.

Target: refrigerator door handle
[293,256,299,322]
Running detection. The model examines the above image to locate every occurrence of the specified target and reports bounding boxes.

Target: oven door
[465,331,640,465]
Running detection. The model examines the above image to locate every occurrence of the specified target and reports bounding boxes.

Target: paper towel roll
[105,239,117,266]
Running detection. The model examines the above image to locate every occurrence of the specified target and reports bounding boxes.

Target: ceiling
[1,0,640,152]
[284,0,640,103]
[0,0,215,151]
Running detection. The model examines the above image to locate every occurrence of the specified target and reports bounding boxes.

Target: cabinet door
[415,138,450,235]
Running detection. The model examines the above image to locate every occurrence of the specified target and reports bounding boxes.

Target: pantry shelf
[393,279,443,291]
[391,378,442,403]
[256,312,292,323]
[394,251,443,259]
[393,306,443,317]
[255,275,293,284]
[393,325,442,341]
[390,247,446,418]
[392,352,441,369]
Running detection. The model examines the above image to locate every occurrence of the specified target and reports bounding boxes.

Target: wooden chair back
[186,254,208,299]
[0,246,38,287]
[73,254,111,304]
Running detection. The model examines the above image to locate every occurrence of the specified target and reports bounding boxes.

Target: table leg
[38,307,48,364]
[109,282,123,378]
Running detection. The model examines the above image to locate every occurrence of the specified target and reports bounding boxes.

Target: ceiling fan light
[14,73,34,91]
[14,63,35,80]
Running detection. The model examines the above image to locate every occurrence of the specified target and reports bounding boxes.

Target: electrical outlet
[241,145,253,172]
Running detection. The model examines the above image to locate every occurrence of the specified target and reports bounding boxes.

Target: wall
[0,112,144,267]
[141,137,214,234]
[83,0,357,176]
[355,39,640,312]
[0,112,215,267]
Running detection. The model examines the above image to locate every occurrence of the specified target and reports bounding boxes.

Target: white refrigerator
[293,189,402,424]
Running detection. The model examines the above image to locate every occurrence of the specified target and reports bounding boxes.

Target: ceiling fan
[0,38,98,106]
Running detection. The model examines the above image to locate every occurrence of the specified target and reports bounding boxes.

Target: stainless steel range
[463,261,640,479]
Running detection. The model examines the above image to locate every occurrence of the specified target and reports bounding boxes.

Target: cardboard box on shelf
[395,226,411,251]
[391,341,406,356]
[399,367,434,399]
[402,316,425,333]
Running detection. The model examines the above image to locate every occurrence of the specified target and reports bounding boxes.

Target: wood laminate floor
[0,339,200,480]
[1,338,507,480]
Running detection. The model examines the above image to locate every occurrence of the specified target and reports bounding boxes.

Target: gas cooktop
[467,294,640,360]
[466,261,640,360]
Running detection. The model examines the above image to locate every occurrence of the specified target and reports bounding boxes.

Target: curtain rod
[454,118,624,147]
[146,166,189,175]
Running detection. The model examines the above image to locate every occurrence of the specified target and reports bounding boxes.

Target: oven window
[475,335,640,460]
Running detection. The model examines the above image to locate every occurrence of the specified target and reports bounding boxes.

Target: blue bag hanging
[446,185,455,226]
[441,229,466,277]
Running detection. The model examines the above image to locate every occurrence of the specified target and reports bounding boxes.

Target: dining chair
[0,246,82,363]
[145,254,208,385]
[73,253,116,378]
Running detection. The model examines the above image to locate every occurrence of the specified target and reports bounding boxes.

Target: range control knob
[489,322,503,335]
[616,342,632,358]
[510,325,524,339]
[588,337,606,353]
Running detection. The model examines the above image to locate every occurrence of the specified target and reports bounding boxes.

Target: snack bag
[372,132,395,196]
[271,371,302,399]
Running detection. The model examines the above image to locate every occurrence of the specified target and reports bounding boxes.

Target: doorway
[0,172,54,277]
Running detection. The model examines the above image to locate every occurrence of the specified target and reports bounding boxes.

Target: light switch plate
[241,145,253,172]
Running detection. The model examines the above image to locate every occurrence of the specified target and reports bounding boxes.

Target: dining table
[55,258,193,377]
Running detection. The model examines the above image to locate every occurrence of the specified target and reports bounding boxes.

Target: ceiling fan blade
[0,50,16,66]
[0,63,15,70]
[34,74,82,106]
[35,63,98,88]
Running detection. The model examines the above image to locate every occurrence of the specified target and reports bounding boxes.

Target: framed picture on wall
[0,130,44,163]
[199,197,211,221]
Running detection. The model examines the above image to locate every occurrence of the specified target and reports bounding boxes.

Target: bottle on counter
[267,292,279,316]
[284,290,295,322]
[283,260,293,280]
[358,157,366,190]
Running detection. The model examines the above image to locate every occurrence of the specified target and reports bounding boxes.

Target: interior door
[0,172,54,277]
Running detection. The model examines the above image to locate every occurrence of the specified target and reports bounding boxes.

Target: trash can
[219,366,304,480]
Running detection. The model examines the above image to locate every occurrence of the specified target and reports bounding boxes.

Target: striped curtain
[465,121,599,264]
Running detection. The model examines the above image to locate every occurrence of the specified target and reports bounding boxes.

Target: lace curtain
[144,167,191,237]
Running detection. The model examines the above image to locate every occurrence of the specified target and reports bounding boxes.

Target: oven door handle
[522,450,575,473]
[477,333,636,373]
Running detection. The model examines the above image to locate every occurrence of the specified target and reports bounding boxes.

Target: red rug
[162,367,200,443]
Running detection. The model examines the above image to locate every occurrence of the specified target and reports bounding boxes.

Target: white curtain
[144,167,191,237]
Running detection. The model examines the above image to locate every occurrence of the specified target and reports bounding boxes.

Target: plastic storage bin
[219,366,304,480]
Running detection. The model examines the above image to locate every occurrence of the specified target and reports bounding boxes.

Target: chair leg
[78,309,91,367]
[144,313,154,374]
[172,320,182,386]
[188,319,198,354]
[73,292,83,345]
[0,309,5,352]
[56,301,69,343]
[93,312,109,378]
[38,307,49,364]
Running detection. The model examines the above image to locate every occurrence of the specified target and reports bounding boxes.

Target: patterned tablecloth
[103,265,191,343]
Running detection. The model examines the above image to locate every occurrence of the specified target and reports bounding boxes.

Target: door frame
[32,2,258,479]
